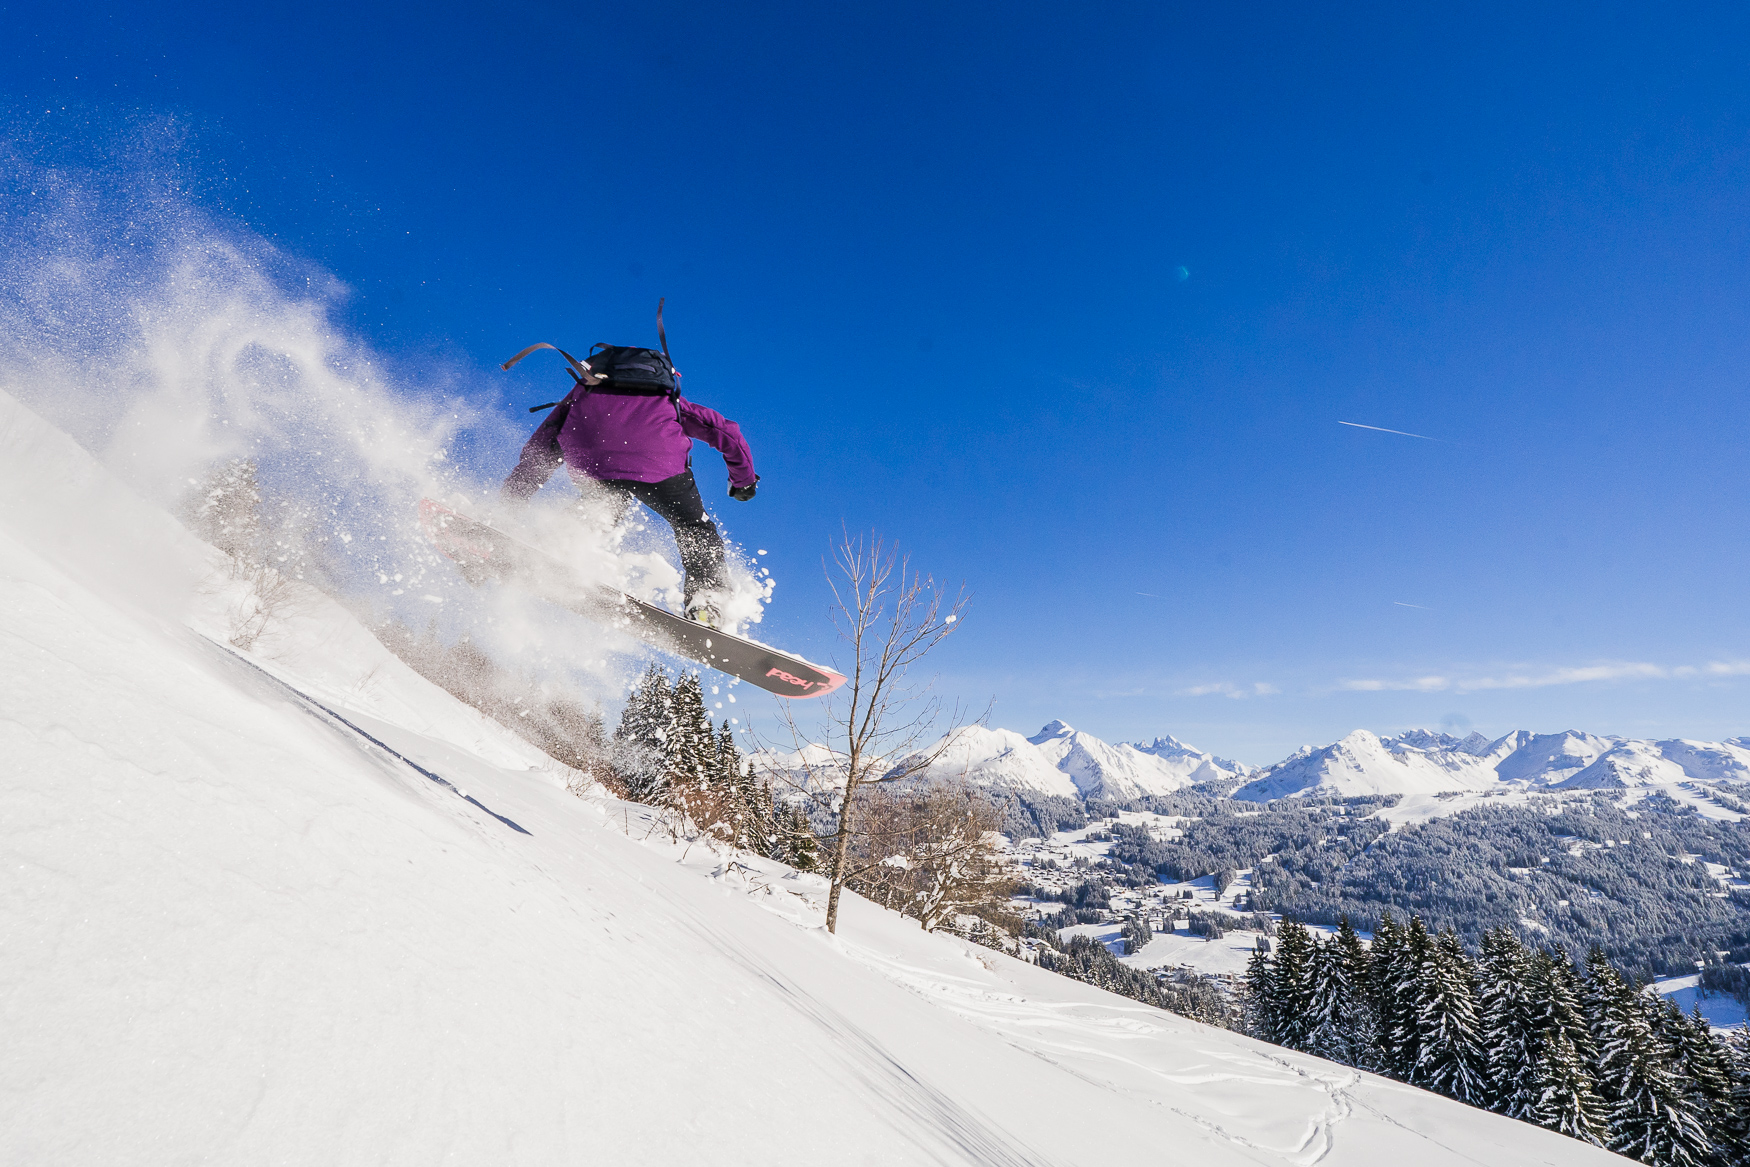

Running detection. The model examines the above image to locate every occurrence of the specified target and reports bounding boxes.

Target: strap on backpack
[655,298,681,422]
[501,342,600,386]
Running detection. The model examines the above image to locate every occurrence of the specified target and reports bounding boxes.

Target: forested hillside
[1015,789,1750,978]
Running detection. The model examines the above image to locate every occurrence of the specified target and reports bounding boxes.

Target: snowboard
[417,500,846,700]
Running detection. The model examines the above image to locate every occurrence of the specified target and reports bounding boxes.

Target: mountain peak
[1028,719,1074,744]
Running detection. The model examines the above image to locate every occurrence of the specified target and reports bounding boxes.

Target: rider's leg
[598,470,726,608]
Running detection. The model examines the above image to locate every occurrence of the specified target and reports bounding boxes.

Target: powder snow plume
[0,127,769,706]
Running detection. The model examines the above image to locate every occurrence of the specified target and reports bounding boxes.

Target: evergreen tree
[1663,1004,1735,1166]
[736,757,770,852]
[1478,927,1542,1119]
[1306,932,1365,1065]
[1242,942,1278,1042]
[1368,912,1412,1077]
[1270,920,1318,1052]
[1722,1026,1750,1164]
[709,720,758,848]
[1331,915,1379,1070]
[1537,1029,1611,1147]
[1411,928,1486,1105]
[1588,953,1712,1167]
[666,673,715,805]
[778,803,820,872]
[1386,916,1435,1081]
[1527,949,1608,1145]
[189,458,263,562]
[751,779,780,856]
[612,664,673,803]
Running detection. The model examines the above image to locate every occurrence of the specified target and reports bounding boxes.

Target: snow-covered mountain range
[1235,728,1750,801]
[887,720,1750,805]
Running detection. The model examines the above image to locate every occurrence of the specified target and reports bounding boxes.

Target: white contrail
[1339,420,1440,441]
[1393,601,1431,609]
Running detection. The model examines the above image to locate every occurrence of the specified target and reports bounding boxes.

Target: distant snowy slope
[914,724,1082,798]
[1557,739,1707,790]
[894,722,1249,802]
[1129,732,1252,780]
[1487,730,1616,784]
[1029,720,1200,799]
[1654,738,1750,783]
[1232,725,1749,802]
[1234,729,1500,801]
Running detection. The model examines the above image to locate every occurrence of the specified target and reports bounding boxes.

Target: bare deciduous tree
[776,531,978,933]
[847,784,1015,933]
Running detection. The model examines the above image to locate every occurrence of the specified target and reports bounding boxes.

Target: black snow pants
[596,469,725,604]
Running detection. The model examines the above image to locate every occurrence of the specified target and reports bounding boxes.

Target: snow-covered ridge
[881,720,1253,801]
[1234,727,1750,801]
[867,718,1750,808]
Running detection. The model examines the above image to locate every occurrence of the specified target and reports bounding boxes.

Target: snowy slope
[1129,732,1253,782]
[1027,720,1212,799]
[1558,739,1706,789]
[1234,729,1501,800]
[899,722,1245,802]
[1487,730,1617,784]
[1647,738,1750,783]
[0,390,1624,1166]
[916,724,1083,799]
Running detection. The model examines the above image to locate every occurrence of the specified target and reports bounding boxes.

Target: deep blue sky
[6,1,1749,761]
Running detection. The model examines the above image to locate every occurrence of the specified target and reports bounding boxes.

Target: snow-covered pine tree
[1241,942,1278,1042]
[1367,912,1411,1077]
[779,804,820,872]
[666,673,715,807]
[1270,920,1318,1052]
[1539,1029,1611,1147]
[1411,928,1486,1105]
[752,779,781,857]
[1587,951,1712,1167]
[1527,948,1609,1145]
[1583,947,1634,1119]
[612,664,673,803]
[1332,916,1378,1070]
[1305,934,1363,1064]
[1662,1003,1736,1164]
[1385,915,1435,1081]
[1722,1026,1750,1163]
[189,458,263,563]
[1477,927,1543,1119]
[711,722,764,851]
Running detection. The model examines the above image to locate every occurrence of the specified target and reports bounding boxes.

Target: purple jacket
[503,387,757,499]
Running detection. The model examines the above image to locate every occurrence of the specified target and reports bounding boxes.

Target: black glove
[729,475,759,502]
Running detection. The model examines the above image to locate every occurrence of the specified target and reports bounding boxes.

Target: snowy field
[0,389,1623,1164]
[1653,974,1750,1032]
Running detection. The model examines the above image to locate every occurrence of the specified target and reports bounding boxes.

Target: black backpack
[503,298,680,412]
[578,344,677,396]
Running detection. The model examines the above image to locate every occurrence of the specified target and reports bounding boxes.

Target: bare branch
[754,529,981,934]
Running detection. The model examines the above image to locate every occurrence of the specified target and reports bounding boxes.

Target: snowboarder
[499,322,758,628]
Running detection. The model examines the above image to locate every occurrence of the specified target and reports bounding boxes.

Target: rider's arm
[676,398,756,490]
[501,393,576,499]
